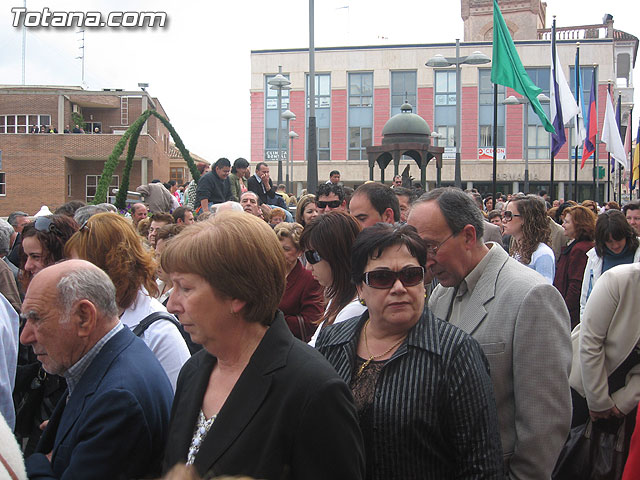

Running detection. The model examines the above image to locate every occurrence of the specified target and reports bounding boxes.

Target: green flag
[491,0,555,133]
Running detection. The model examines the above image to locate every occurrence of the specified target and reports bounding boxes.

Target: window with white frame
[478,69,505,148]
[348,72,373,160]
[264,74,291,153]
[86,175,118,203]
[434,70,457,148]
[306,73,331,160]
[391,71,417,117]
[0,173,5,195]
[524,68,551,160]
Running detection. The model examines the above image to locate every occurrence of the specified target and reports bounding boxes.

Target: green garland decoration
[93,109,201,206]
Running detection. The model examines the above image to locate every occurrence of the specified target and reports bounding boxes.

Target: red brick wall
[373,88,390,145]
[0,94,59,130]
[461,86,478,160]
[331,89,347,161]
[289,91,305,165]
[505,87,523,159]
[417,87,434,129]
[251,91,265,165]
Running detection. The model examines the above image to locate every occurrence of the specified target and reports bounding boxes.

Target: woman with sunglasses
[300,212,364,347]
[15,214,78,454]
[502,194,555,283]
[579,209,640,321]
[315,223,502,478]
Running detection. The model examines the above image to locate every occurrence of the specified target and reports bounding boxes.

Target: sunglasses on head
[34,216,60,234]
[316,200,341,209]
[363,266,425,289]
[304,250,323,265]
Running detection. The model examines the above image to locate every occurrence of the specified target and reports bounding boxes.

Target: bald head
[131,203,148,226]
[21,260,119,375]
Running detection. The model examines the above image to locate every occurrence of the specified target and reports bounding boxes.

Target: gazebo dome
[381,102,431,145]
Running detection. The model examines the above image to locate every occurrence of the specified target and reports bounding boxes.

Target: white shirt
[120,288,190,391]
[0,293,18,430]
[308,298,367,347]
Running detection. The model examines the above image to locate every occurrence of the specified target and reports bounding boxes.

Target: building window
[306,73,331,160]
[67,174,72,197]
[0,173,5,196]
[0,114,49,133]
[348,72,373,160]
[391,71,417,117]
[264,74,290,157]
[86,175,118,203]
[569,65,597,159]
[83,122,102,133]
[170,167,185,185]
[478,69,505,148]
[524,68,551,160]
[434,70,457,147]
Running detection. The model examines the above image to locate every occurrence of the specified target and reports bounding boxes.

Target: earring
[359,298,366,306]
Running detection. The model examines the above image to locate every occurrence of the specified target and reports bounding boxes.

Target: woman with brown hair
[65,212,190,389]
[553,205,597,328]
[300,211,364,347]
[503,194,555,283]
[161,212,364,479]
[274,222,324,342]
[579,209,640,320]
[295,194,318,227]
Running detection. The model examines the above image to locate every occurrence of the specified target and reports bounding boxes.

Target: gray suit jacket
[429,243,572,480]
[482,221,503,248]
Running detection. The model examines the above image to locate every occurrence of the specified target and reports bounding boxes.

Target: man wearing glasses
[315,183,347,214]
[407,187,572,480]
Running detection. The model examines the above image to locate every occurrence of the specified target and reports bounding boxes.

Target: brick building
[0,85,191,216]
[250,0,637,201]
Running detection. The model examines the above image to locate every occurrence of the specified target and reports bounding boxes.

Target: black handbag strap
[132,311,181,337]
[608,348,640,395]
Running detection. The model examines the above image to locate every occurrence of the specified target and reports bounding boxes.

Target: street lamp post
[430,131,445,188]
[289,130,299,193]
[426,39,491,189]
[502,93,550,193]
[268,66,291,185]
[281,109,296,192]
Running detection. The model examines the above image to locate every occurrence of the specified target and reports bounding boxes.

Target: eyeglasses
[316,200,341,209]
[363,266,425,289]
[34,216,60,235]
[424,232,456,257]
[502,211,521,222]
[304,250,323,265]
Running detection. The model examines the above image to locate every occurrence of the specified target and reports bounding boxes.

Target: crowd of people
[2,164,640,479]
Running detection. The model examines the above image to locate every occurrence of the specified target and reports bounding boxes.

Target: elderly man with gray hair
[22,259,173,479]
[408,187,572,479]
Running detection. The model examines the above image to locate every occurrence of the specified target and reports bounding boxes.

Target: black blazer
[247,175,276,205]
[162,314,365,480]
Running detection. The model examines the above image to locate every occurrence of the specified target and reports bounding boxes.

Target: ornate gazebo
[366,102,443,189]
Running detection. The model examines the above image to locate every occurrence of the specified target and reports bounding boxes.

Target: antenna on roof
[21,0,26,84]
[76,29,85,87]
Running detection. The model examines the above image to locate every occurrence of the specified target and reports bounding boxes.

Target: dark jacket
[247,175,275,205]
[554,238,593,328]
[194,171,231,209]
[316,310,504,480]
[278,260,324,342]
[162,314,365,480]
[25,327,173,480]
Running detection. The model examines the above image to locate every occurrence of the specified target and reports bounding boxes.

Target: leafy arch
[93,109,200,209]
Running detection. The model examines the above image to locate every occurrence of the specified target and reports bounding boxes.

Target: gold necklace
[357,318,405,377]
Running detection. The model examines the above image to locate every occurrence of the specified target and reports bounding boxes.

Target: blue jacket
[26,327,173,480]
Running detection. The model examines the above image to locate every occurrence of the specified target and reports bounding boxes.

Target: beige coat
[570,262,640,414]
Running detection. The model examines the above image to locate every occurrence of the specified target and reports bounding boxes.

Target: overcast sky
[0,0,638,161]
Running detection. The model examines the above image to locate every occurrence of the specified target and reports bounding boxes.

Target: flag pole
[492,83,498,203]
[549,17,558,204]
[628,105,633,196]
[574,43,580,201]
[618,92,623,204]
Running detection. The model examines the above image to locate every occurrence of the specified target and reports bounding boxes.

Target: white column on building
[141,157,149,185]
[466,181,474,190]
[57,95,65,134]
[558,182,565,201]
[141,96,148,135]
[512,181,519,193]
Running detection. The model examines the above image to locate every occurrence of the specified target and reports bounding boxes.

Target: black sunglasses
[316,200,341,209]
[304,250,323,265]
[34,216,60,235]
[502,211,521,222]
[363,266,425,289]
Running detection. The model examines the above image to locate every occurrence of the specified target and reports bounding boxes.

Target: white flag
[550,52,579,128]
[601,91,629,170]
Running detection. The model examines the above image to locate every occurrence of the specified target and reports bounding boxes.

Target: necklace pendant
[357,357,373,377]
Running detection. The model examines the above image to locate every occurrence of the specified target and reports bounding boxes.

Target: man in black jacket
[195,158,232,213]
[247,162,276,205]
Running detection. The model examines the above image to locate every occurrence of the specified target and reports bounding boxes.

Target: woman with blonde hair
[274,222,324,342]
[65,212,190,389]
[295,194,318,227]
[503,194,555,283]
